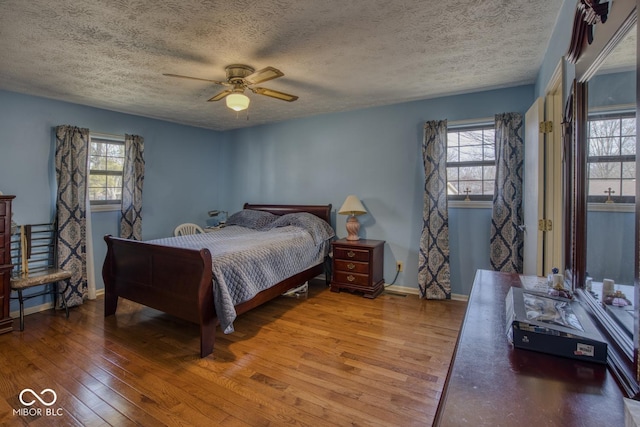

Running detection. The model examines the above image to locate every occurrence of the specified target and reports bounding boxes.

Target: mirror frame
[567,0,639,398]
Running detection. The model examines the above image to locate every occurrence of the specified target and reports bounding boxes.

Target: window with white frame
[446,124,495,200]
[587,112,636,203]
[88,134,124,205]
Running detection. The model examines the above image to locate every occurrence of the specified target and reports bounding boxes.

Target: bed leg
[104,291,118,317]
[200,321,215,358]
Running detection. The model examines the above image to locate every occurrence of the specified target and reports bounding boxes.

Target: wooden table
[434,269,625,427]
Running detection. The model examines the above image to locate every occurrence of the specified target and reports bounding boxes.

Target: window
[587,112,636,203]
[89,135,124,205]
[446,124,495,200]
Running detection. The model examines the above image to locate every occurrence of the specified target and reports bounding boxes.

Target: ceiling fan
[163,64,298,111]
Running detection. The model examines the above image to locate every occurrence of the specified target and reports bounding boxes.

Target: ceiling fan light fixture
[226,93,250,111]
[165,64,297,111]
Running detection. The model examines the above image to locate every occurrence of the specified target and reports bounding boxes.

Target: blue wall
[224,85,535,295]
[449,207,492,295]
[0,90,227,311]
[587,209,635,285]
[535,0,577,99]
[588,71,636,109]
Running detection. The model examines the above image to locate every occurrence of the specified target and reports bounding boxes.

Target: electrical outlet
[396,261,404,272]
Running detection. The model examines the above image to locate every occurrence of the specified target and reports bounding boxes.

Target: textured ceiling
[0,0,564,131]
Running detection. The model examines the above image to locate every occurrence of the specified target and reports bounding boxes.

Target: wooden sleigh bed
[102,203,332,357]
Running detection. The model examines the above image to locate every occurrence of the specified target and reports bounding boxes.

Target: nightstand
[330,238,384,299]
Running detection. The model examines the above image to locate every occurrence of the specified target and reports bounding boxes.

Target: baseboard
[383,284,469,301]
[10,284,466,319]
[9,288,105,319]
[10,301,55,319]
[450,293,469,302]
[384,285,420,296]
[319,273,469,301]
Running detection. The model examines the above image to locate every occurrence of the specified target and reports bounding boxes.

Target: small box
[506,287,607,364]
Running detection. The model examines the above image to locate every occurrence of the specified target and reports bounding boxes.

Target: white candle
[602,278,615,296]
[553,274,564,287]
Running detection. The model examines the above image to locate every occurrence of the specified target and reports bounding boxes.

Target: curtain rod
[447,117,494,127]
[91,131,125,141]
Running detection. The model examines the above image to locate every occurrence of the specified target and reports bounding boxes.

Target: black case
[506,287,608,364]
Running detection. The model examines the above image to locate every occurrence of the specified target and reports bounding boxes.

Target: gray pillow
[226,209,278,229]
[265,212,335,244]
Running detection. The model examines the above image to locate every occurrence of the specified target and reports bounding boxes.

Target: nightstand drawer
[334,271,369,287]
[333,247,369,262]
[334,259,369,274]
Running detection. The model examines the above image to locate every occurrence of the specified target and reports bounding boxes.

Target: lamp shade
[226,93,250,111]
[338,195,367,216]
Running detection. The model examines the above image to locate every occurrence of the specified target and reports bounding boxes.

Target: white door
[523,97,545,276]
[544,86,564,274]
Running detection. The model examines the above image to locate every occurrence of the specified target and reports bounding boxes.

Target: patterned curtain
[120,134,145,240]
[490,113,524,273]
[55,125,89,307]
[418,120,451,299]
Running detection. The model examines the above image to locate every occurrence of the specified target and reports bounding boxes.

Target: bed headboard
[243,203,332,224]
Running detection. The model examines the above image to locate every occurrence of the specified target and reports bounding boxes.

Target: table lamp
[338,195,367,241]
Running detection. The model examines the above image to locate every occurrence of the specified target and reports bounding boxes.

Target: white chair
[173,223,205,237]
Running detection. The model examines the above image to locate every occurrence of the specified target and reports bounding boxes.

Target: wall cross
[604,187,615,203]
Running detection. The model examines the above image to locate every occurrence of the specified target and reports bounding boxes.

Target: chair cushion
[10,268,72,289]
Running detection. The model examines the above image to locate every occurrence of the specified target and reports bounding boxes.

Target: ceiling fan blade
[251,87,299,102]
[244,67,284,85]
[163,73,229,86]
[207,89,233,102]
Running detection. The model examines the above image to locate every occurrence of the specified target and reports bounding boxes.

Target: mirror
[586,24,636,337]
[567,0,639,397]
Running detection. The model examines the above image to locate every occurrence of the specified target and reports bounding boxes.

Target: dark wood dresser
[0,195,15,334]
[434,269,625,426]
[330,238,384,298]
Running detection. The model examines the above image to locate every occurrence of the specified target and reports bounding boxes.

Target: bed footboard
[102,235,215,357]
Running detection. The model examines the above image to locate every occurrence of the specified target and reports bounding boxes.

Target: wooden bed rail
[102,204,333,358]
[103,235,215,357]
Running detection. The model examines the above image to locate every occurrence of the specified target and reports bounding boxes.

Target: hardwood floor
[0,280,466,426]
